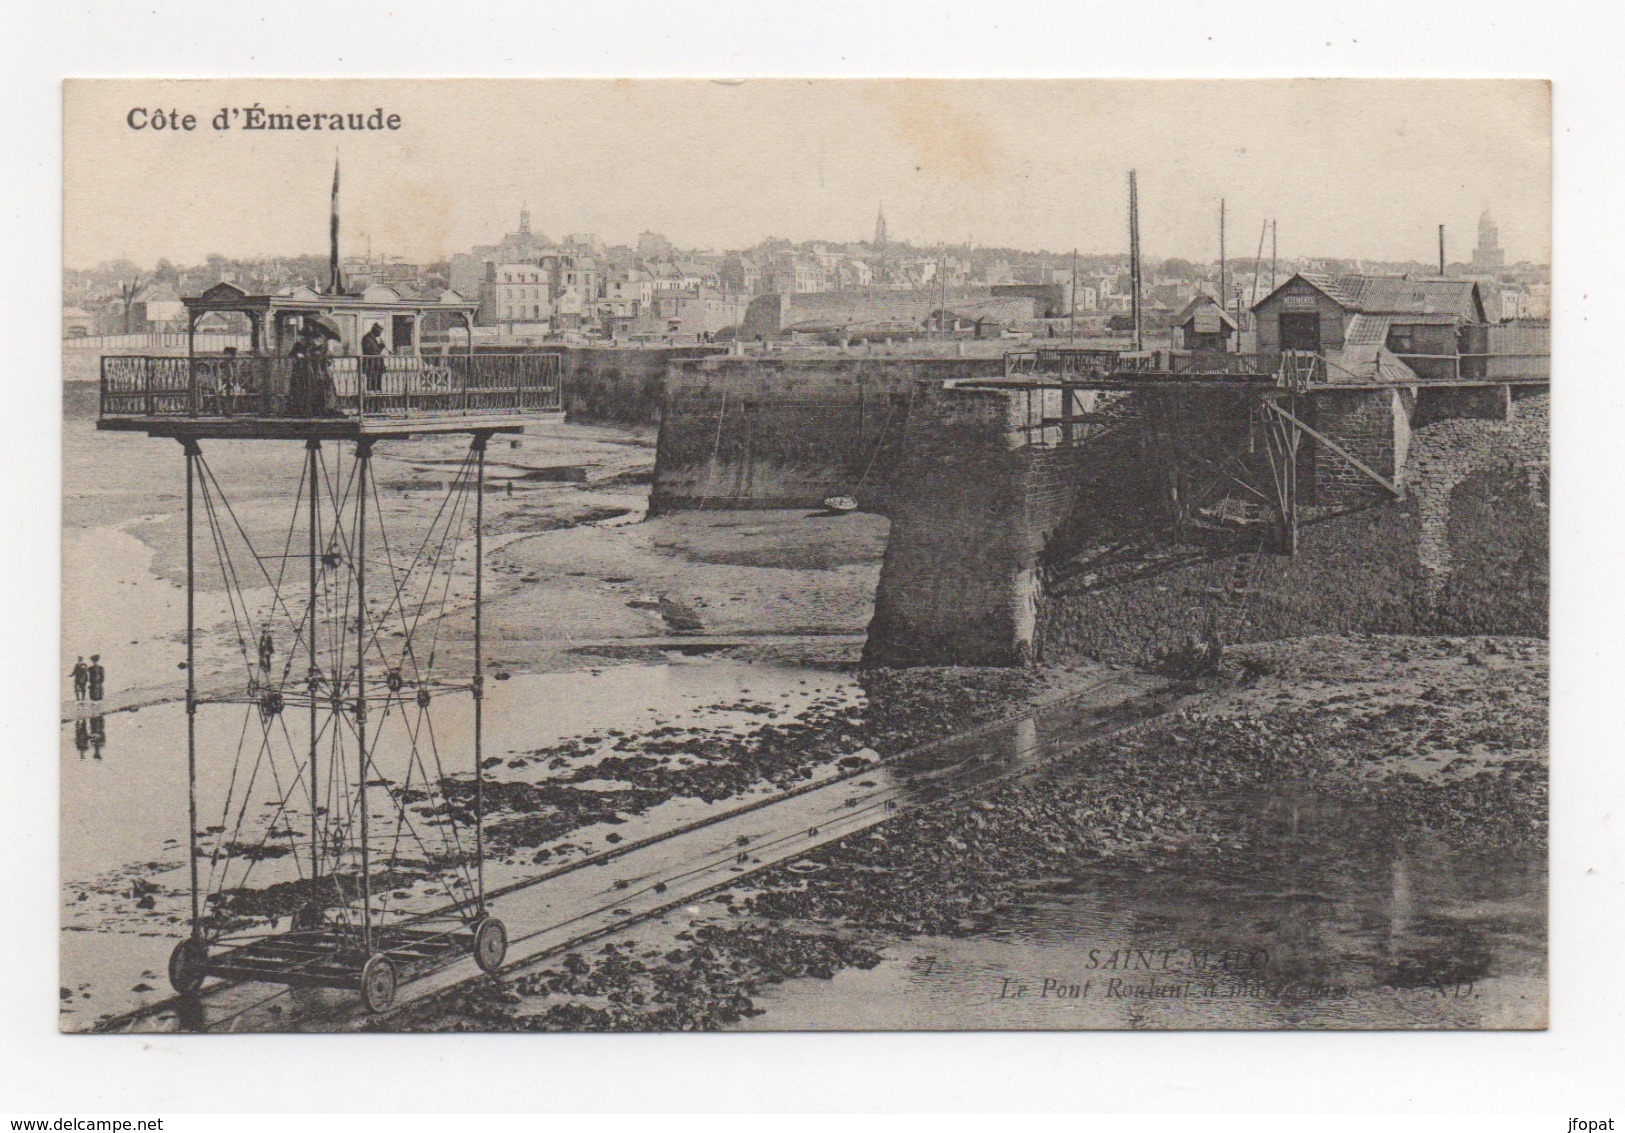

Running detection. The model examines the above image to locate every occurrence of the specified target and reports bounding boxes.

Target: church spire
[519,202,531,238]
[874,201,888,248]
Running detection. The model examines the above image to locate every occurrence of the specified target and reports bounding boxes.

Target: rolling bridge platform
[91,284,567,1013]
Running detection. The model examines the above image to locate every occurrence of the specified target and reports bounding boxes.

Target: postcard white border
[3,0,1620,1116]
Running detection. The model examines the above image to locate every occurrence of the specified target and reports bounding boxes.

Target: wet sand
[62,416,888,716]
[399,635,1546,1033]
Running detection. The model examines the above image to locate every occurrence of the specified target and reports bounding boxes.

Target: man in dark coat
[361,323,387,394]
[87,655,106,702]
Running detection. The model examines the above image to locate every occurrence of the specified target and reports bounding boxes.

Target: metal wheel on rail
[168,937,209,996]
[472,915,507,973]
[360,954,397,1014]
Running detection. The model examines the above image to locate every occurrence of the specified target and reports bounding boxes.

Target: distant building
[134,282,186,329]
[719,252,762,295]
[632,288,750,341]
[637,231,673,259]
[605,268,656,310]
[836,259,874,289]
[451,205,555,295]
[979,258,1015,286]
[341,257,422,292]
[481,262,552,335]
[1471,211,1506,275]
[991,282,1070,319]
[927,297,1039,338]
[62,306,95,337]
[542,251,601,329]
[767,254,829,295]
[658,260,715,292]
[1491,285,1528,322]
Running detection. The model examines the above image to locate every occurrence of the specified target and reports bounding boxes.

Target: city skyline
[66,79,1549,271]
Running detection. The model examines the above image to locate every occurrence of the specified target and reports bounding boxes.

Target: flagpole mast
[329,156,342,296]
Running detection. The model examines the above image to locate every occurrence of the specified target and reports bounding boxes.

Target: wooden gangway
[1001,348,1324,389]
[997,346,1550,392]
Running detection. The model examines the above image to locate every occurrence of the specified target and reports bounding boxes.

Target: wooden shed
[1174,293,1239,352]
[1252,273,1488,380]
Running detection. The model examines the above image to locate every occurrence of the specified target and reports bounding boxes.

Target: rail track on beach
[95,666,1183,1033]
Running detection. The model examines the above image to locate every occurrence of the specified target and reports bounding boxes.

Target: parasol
[302,314,343,341]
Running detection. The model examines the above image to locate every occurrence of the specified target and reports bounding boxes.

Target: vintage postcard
[61,78,1549,1033]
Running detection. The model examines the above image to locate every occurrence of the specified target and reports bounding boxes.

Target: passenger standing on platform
[87,655,106,703]
[287,334,313,416]
[361,323,387,394]
[70,656,89,702]
[308,330,337,416]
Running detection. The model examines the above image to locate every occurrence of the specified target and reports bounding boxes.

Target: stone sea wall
[648,356,1001,515]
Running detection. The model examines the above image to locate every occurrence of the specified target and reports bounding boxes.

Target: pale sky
[64,78,1550,269]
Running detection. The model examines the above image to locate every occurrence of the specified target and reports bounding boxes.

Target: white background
[1,0,1620,1116]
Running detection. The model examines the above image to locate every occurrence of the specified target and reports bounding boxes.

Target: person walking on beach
[258,628,275,673]
[87,655,106,703]
[70,656,89,702]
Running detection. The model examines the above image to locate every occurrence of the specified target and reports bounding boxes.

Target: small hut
[1175,293,1238,352]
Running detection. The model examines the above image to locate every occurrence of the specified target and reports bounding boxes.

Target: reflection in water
[1387,848,1414,969]
[73,716,107,760]
[1012,717,1037,764]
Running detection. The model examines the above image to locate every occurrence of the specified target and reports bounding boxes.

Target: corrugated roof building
[1253,272,1489,382]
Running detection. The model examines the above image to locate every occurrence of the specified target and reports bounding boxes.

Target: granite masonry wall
[556,346,725,427]
[1033,391,1549,665]
[863,382,1548,667]
[647,356,1001,515]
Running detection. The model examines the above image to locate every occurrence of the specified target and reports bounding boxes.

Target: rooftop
[1267,272,1486,321]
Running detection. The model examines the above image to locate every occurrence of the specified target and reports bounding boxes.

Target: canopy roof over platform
[184,281,477,319]
[181,282,481,357]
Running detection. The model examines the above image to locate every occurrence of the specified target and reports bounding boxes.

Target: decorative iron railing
[100,353,563,420]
